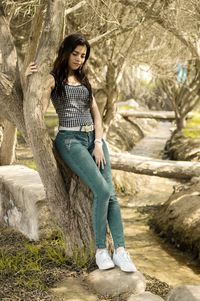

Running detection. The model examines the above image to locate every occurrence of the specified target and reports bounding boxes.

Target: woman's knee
[108,195,121,208]
[93,182,111,201]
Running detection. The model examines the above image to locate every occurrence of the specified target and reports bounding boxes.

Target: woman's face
[68,45,87,71]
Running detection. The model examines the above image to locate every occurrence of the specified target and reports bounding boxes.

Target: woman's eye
[72,52,85,59]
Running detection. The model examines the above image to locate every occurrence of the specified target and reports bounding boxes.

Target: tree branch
[65,1,86,16]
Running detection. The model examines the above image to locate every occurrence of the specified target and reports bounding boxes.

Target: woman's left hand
[92,143,106,169]
[25,62,38,77]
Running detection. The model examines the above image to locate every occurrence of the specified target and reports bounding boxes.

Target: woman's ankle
[115,246,125,253]
[96,248,107,254]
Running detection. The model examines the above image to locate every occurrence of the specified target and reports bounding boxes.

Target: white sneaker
[95,249,115,270]
[113,249,137,272]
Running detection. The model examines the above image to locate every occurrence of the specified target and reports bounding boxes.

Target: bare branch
[65,1,86,16]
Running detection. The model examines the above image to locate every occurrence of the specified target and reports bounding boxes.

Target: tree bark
[110,152,200,179]
[176,116,186,132]
[0,119,16,165]
[103,63,118,136]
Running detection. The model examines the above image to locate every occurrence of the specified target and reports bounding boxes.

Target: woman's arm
[91,97,106,169]
[91,96,103,141]
[41,74,55,114]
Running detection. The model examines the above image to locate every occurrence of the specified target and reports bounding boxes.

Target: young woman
[26,33,137,272]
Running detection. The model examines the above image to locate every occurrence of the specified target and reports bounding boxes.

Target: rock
[112,169,138,195]
[86,268,146,298]
[0,165,55,240]
[166,285,200,301]
[51,277,98,301]
[127,291,164,301]
[152,182,200,260]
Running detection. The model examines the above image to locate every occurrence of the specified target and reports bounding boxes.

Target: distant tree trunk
[175,115,186,132]
[103,63,118,136]
[95,63,118,137]
[0,119,17,165]
[159,65,200,132]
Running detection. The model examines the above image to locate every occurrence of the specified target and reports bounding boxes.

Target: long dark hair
[51,33,92,101]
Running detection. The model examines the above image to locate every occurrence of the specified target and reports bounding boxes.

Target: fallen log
[119,110,194,120]
[110,152,200,179]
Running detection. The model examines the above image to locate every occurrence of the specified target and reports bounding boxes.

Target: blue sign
[177,63,187,83]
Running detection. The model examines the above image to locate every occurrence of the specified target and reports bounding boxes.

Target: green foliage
[118,105,134,110]
[18,159,37,170]
[120,186,126,194]
[72,244,95,269]
[44,115,58,130]
[0,230,69,291]
[183,113,200,138]
[139,79,156,91]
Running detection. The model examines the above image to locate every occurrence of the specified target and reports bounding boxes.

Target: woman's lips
[73,63,80,67]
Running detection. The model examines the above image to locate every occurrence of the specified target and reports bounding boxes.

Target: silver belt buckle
[84,125,91,132]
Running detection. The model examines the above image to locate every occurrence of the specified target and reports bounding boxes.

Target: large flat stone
[0,165,54,240]
[127,291,164,300]
[86,268,146,297]
[166,285,200,301]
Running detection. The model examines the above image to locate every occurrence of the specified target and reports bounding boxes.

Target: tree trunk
[0,119,17,165]
[0,6,25,139]
[0,118,3,148]
[110,152,200,179]
[102,63,118,137]
[0,1,95,261]
[23,0,94,260]
[176,116,186,131]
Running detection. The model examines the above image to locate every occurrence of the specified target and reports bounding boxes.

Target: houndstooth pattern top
[50,80,94,128]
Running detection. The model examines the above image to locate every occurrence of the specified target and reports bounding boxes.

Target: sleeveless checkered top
[50,79,94,128]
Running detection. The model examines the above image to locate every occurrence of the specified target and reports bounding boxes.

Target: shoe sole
[113,262,137,273]
[98,265,115,270]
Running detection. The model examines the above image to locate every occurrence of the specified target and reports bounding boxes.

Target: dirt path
[121,121,200,286]
[130,121,172,158]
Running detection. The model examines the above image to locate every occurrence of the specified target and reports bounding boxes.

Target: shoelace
[119,251,132,262]
[103,252,112,262]
[97,252,111,262]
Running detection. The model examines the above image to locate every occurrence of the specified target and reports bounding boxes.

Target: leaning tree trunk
[0,119,17,165]
[0,1,95,261]
[23,0,95,260]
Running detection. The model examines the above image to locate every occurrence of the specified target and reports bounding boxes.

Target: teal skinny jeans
[54,130,125,249]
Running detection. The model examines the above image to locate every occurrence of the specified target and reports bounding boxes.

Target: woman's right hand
[25,62,38,77]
